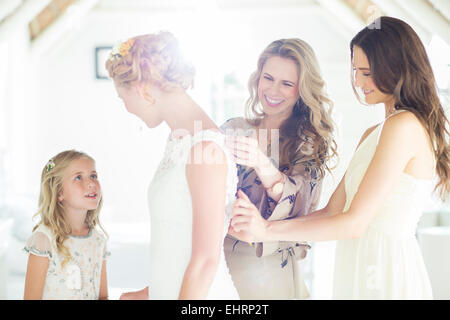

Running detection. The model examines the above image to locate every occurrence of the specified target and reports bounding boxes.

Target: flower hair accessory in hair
[46,159,55,173]
[109,38,135,61]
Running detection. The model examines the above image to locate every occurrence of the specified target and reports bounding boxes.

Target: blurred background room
[0,0,448,299]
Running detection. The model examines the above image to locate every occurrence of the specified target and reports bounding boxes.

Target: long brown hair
[350,16,450,201]
[246,38,338,179]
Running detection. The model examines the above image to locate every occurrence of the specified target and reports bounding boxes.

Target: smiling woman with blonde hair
[222,38,337,299]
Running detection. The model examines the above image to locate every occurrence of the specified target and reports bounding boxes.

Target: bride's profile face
[115,83,163,128]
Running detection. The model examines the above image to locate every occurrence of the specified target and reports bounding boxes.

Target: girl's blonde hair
[32,150,106,268]
[105,31,195,95]
[246,38,338,178]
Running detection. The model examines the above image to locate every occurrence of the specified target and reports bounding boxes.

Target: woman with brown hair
[222,38,337,299]
[229,16,449,299]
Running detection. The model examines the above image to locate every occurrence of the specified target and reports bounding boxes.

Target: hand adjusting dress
[147,129,239,299]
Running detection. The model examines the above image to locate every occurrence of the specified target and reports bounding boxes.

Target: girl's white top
[24,224,110,300]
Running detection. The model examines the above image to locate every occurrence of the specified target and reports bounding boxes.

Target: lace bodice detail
[152,129,238,213]
[146,129,239,299]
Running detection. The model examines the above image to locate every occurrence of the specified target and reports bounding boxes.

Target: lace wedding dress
[146,129,239,299]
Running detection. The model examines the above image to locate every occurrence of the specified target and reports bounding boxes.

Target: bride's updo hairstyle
[105,31,195,93]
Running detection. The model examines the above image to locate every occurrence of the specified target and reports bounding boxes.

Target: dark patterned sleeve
[256,140,324,258]
[274,159,322,219]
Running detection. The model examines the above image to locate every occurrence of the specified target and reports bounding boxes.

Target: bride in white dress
[227,17,449,299]
[105,31,239,299]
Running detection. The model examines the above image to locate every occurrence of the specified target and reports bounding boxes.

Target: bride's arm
[178,141,228,300]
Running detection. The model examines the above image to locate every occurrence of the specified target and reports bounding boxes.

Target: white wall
[17,4,387,226]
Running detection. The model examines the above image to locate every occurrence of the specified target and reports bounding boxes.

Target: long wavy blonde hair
[246,38,338,178]
[32,150,106,268]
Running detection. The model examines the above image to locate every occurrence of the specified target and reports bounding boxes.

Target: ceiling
[0,0,448,48]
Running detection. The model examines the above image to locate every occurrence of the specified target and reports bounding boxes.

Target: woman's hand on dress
[225,136,272,174]
[229,189,269,242]
[119,286,149,300]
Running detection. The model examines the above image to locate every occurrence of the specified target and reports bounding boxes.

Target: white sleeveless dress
[146,129,239,299]
[333,111,434,299]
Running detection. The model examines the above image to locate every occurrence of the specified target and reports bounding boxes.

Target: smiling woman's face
[352,45,394,106]
[257,55,300,121]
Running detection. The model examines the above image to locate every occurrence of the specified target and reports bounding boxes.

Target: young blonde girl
[24,150,109,300]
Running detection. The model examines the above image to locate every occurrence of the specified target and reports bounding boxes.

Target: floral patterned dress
[221,117,323,299]
[24,224,110,299]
